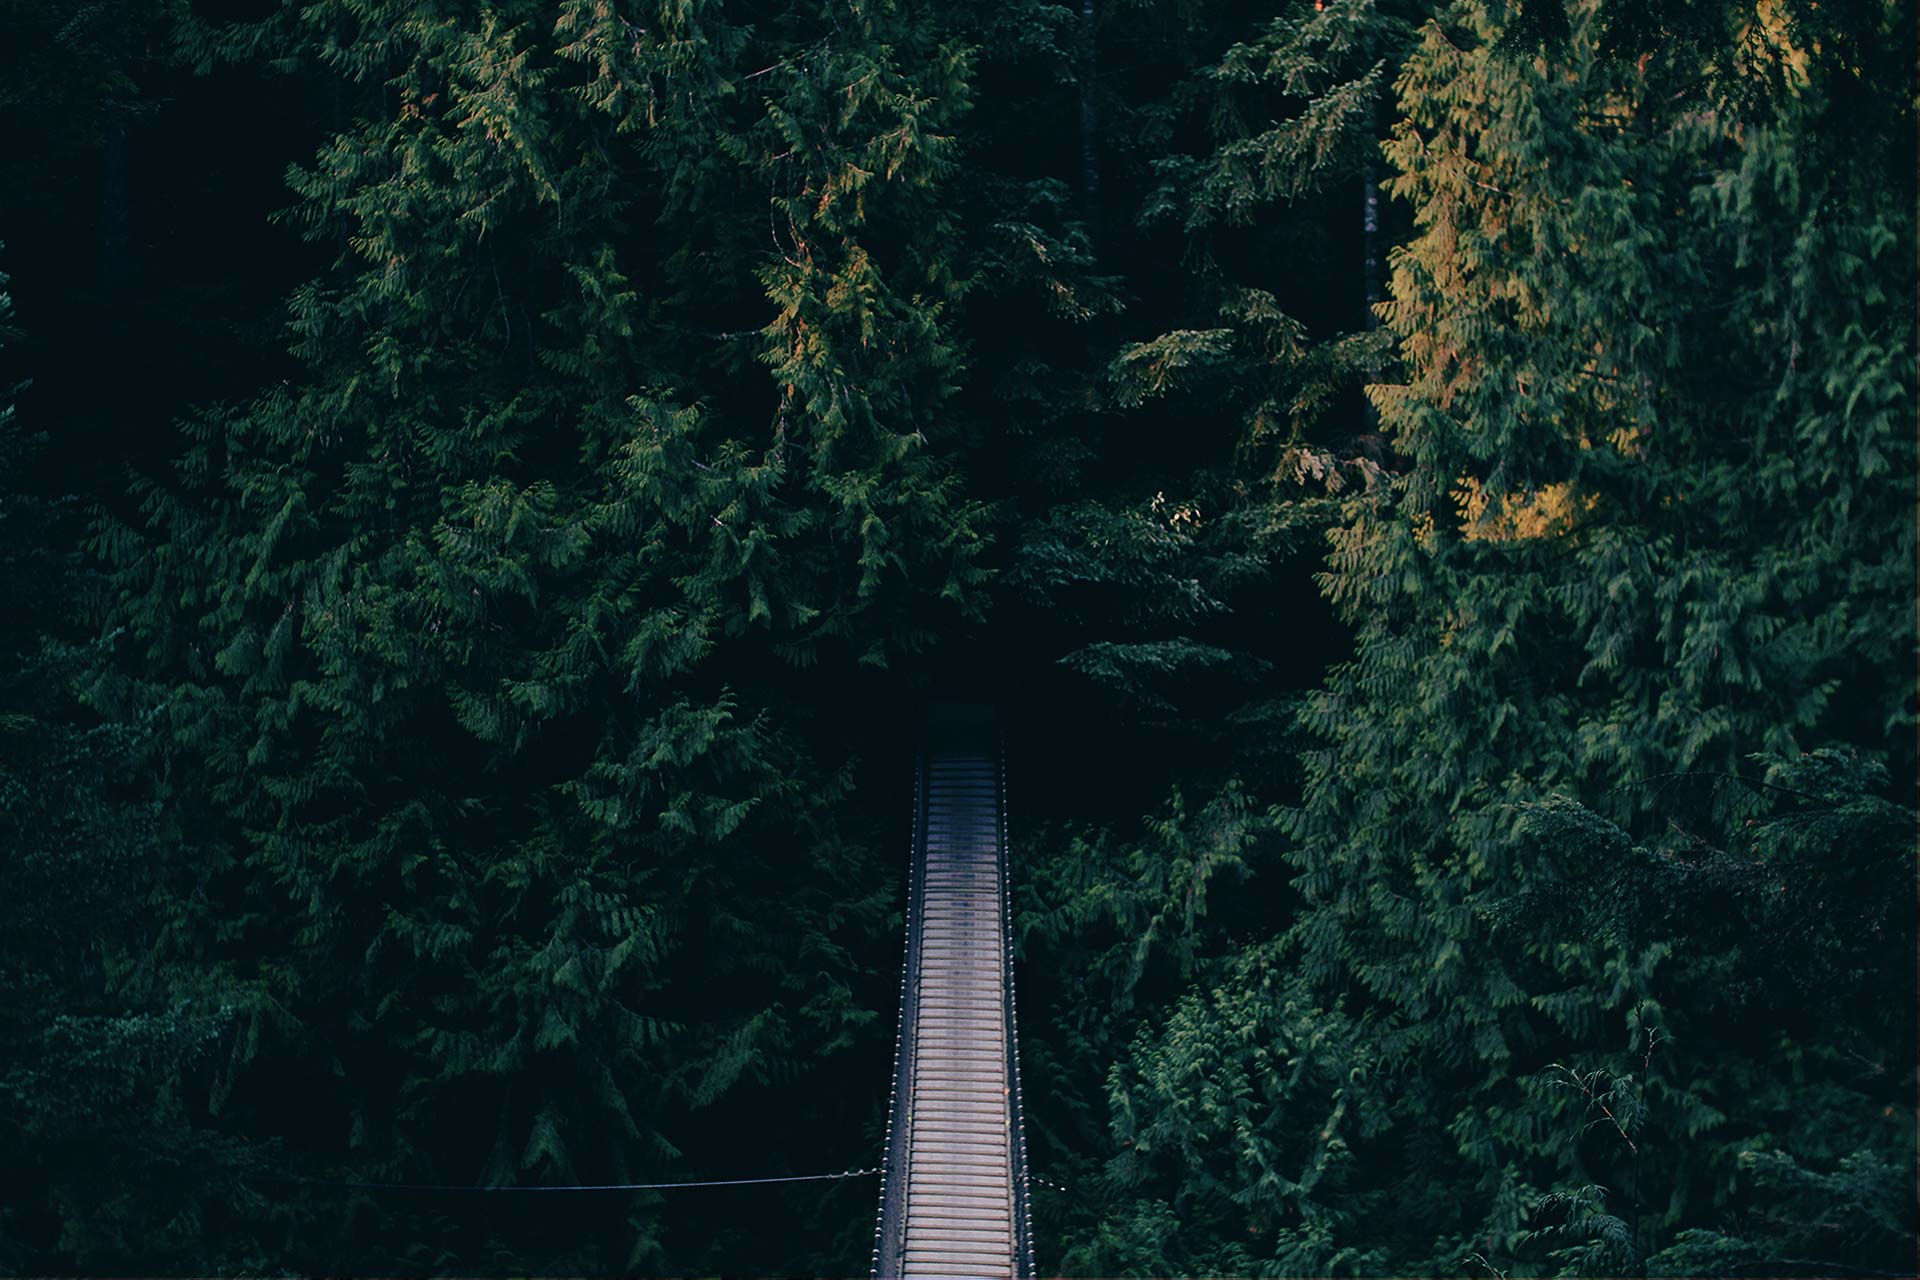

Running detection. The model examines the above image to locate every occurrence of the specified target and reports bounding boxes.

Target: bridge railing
[999,723,1037,1277]
[870,739,927,1277]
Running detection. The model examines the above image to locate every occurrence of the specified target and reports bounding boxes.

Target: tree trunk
[1078,0,1100,239]
[98,9,133,350]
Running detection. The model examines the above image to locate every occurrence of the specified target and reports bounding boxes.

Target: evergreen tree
[1044,0,1916,1271]
[0,256,265,1272]
[95,2,991,1268]
[1502,751,1916,1278]
[1005,2,1431,1264]
[1,0,1908,1270]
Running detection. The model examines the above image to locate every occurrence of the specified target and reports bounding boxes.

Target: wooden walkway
[872,709,1034,1277]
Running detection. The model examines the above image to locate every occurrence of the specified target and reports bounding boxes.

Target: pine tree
[1270,0,1914,1269]
[1502,751,1916,1277]
[95,2,992,1267]
[1044,0,1916,1271]
[1007,3,1431,1265]
[0,255,265,1272]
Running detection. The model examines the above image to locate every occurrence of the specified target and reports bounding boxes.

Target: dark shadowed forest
[0,0,1915,1273]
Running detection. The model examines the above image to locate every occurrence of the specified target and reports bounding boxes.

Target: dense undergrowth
[0,0,1912,1273]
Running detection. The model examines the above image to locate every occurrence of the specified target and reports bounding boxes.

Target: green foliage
[1646,1149,1915,1277]
[1277,0,1910,1269]
[1116,0,1414,542]
[3,0,1912,1271]
[93,2,994,1268]
[0,0,186,205]
[1496,751,1915,1276]
[1027,0,1915,1271]
[0,257,266,1273]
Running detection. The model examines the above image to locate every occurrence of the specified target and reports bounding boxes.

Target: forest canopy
[0,0,1913,1274]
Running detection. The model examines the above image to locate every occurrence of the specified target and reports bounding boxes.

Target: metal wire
[1001,720,1039,1278]
[267,1168,881,1193]
[871,735,926,1276]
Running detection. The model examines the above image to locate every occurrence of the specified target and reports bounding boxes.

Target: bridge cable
[259,1166,881,1194]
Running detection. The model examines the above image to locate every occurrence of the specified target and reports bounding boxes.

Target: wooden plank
[905,1220,1010,1234]
[902,1247,1013,1263]
[903,1197,1009,1215]
[909,1096,1005,1110]
[904,1172,1005,1191]
[907,1193,1012,1210]
[902,1263,1011,1275]
[915,999,1001,1011]
[913,1079,1006,1093]
[902,1205,1013,1220]
[907,1235,1012,1253]
[906,1225,1012,1244]
[909,1105,1008,1119]
[908,1145,1009,1161]
[914,999,1002,1014]
[907,1136,1009,1153]
[907,1175,1009,1191]
[913,1009,1004,1021]
[906,1214,1011,1230]
[908,1238,1013,1258]
[912,1089,1006,1104]
[914,1046,1006,1060]
[907,1119,1009,1135]
[914,1027,1005,1041]
[908,1162,1008,1180]
[906,1216,1008,1233]
[908,1125,1009,1144]
[907,1147,1008,1165]
[910,1107,1005,1123]
[905,1204,1007,1223]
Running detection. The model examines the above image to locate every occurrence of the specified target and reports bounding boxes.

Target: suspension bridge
[269,702,1039,1275]
[870,702,1035,1278]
